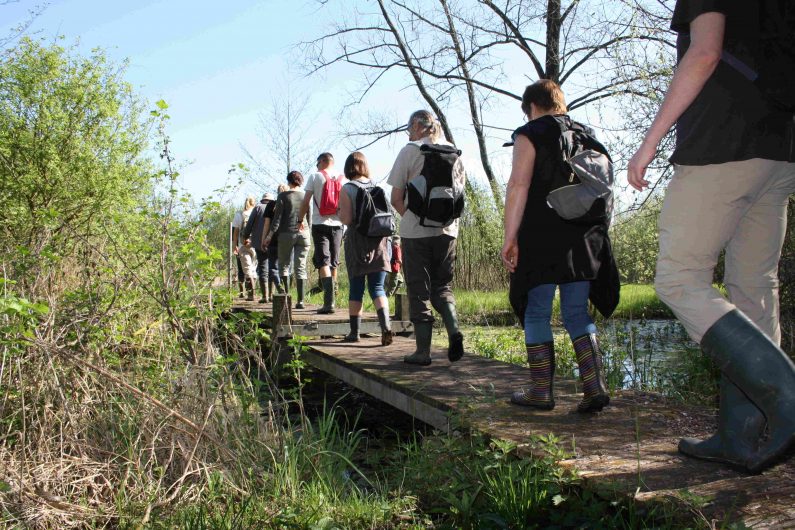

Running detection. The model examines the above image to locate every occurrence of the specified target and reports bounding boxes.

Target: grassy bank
[452,284,673,325]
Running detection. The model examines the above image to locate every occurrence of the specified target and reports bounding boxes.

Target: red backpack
[316,169,343,216]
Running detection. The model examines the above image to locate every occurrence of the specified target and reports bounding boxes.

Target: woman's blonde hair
[243,196,256,210]
[277,184,289,193]
[521,79,568,116]
[408,110,442,142]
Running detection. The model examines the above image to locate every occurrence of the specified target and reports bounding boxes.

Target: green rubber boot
[437,301,464,362]
[684,310,795,473]
[404,321,433,366]
[678,376,765,468]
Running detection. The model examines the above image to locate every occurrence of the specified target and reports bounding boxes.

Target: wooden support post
[394,293,410,322]
[270,293,292,367]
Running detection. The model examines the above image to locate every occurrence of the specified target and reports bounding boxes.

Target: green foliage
[0,37,151,293]
[610,196,663,285]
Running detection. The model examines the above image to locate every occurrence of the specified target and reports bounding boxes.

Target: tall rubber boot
[679,376,765,468]
[295,278,306,310]
[237,280,245,298]
[691,310,795,473]
[268,279,276,301]
[245,278,255,301]
[510,342,555,410]
[343,315,360,343]
[377,307,394,346]
[573,334,610,413]
[404,321,433,366]
[258,278,268,304]
[317,277,335,314]
[437,301,464,362]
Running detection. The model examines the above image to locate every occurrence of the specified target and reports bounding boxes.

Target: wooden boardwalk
[232,296,795,528]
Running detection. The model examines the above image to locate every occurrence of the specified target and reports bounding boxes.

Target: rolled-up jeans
[349,271,387,302]
[523,282,597,344]
[402,235,457,324]
[655,159,795,344]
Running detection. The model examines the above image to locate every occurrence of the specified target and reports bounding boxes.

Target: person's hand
[500,239,519,273]
[297,221,306,232]
[263,237,271,248]
[627,141,656,192]
[233,246,239,255]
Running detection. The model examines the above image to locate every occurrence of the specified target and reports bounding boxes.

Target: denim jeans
[349,271,387,302]
[524,281,597,344]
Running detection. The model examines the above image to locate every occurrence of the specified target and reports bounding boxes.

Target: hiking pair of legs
[343,270,394,346]
[511,281,610,412]
[264,242,282,299]
[312,224,343,314]
[655,159,795,473]
[401,235,463,366]
[278,232,310,309]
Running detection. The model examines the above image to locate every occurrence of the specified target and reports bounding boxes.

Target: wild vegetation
[3,20,793,530]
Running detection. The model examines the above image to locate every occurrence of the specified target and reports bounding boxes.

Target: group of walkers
[233,0,795,474]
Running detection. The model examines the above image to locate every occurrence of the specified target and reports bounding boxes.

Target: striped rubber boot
[510,342,555,410]
[573,334,610,413]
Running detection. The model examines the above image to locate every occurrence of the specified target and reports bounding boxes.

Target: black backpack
[546,116,614,226]
[350,180,395,238]
[406,143,465,228]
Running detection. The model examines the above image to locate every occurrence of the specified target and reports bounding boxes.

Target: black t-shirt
[669,0,794,165]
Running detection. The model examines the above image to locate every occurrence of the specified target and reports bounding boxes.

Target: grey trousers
[402,235,457,323]
[655,159,795,343]
[278,231,310,279]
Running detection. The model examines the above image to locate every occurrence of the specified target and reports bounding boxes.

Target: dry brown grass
[0,314,284,528]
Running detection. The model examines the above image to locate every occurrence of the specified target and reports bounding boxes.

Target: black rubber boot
[258,278,268,303]
[343,315,361,342]
[295,279,305,310]
[437,301,464,362]
[377,307,394,346]
[267,279,276,302]
[237,281,245,298]
[318,277,335,314]
[679,376,765,468]
[281,275,290,294]
[245,279,255,301]
[404,321,433,366]
[689,310,795,473]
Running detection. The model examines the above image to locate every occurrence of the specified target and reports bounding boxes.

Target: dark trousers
[311,224,343,269]
[255,248,269,281]
[402,235,457,324]
[267,242,279,282]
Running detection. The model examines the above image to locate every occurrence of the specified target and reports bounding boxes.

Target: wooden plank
[278,320,413,338]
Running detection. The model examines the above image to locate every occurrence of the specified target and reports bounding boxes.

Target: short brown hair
[317,152,333,164]
[521,79,567,115]
[344,151,369,180]
[286,170,303,186]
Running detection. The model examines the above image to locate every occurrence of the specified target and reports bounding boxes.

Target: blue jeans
[524,281,597,344]
[349,271,387,302]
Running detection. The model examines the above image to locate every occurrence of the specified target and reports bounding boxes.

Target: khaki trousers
[655,159,795,343]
